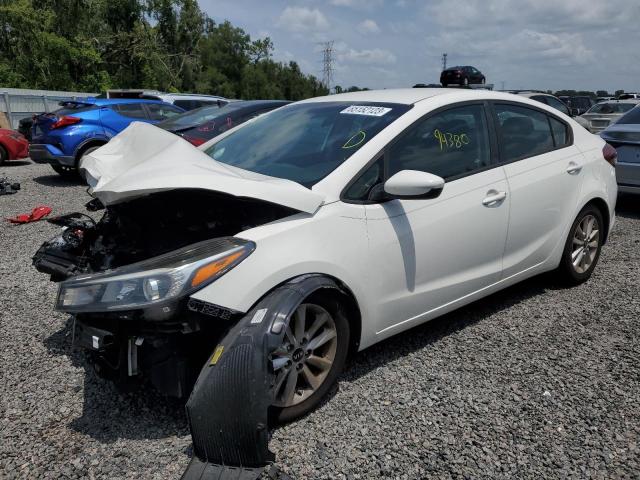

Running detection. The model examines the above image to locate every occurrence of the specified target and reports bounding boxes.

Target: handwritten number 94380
[434,129,470,150]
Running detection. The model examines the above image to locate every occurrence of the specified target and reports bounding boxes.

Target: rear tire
[0,145,7,165]
[270,292,350,423]
[556,204,604,285]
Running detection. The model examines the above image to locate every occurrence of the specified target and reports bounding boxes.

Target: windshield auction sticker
[340,105,392,116]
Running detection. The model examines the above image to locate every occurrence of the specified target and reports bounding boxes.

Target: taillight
[51,116,81,129]
[602,143,617,166]
[182,134,206,146]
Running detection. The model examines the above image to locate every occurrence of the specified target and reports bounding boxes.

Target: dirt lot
[1,160,639,479]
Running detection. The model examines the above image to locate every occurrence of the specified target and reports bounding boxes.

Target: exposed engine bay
[32,188,297,398]
[34,189,296,281]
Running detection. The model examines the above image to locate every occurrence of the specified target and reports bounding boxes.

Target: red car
[0,128,29,164]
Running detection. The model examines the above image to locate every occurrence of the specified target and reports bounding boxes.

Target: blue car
[30,98,185,175]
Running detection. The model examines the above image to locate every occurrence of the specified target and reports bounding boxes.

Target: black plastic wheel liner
[182,274,346,480]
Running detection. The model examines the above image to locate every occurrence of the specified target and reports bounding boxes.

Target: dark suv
[440,66,485,87]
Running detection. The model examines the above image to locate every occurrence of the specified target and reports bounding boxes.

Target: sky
[199,0,640,93]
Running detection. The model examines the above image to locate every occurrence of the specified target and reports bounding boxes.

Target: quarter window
[388,104,491,180]
[549,117,569,148]
[495,104,555,162]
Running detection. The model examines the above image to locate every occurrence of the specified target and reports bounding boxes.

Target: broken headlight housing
[56,237,254,313]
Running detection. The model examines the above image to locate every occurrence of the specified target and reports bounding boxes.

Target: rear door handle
[482,190,507,207]
[566,162,582,175]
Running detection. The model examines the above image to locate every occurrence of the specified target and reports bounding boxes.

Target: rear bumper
[29,144,74,167]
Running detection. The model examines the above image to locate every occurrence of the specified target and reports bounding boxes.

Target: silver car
[577,100,640,133]
[601,105,640,193]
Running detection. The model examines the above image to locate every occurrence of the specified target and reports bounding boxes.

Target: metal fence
[0,87,97,129]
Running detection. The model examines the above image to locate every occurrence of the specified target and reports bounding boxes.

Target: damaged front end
[33,189,296,397]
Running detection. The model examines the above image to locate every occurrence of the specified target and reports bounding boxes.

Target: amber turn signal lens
[191,251,244,287]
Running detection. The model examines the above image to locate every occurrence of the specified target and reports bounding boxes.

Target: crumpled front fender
[182,274,346,479]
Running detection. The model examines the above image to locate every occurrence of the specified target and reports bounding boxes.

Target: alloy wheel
[571,214,600,274]
[271,303,338,407]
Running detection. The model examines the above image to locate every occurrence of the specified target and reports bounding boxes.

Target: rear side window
[495,104,555,162]
[114,103,148,119]
[146,103,184,120]
[388,104,491,180]
[617,106,640,125]
[545,96,570,116]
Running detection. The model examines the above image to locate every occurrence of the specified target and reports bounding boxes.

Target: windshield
[587,103,636,114]
[204,102,411,187]
[615,106,640,125]
[157,102,232,130]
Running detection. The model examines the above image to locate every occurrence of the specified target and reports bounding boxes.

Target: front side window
[205,102,411,187]
[495,104,555,162]
[387,104,491,180]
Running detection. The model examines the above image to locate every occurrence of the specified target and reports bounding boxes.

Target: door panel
[365,167,509,336]
[501,146,583,276]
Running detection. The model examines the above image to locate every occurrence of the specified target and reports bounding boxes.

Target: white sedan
[39,88,617,424]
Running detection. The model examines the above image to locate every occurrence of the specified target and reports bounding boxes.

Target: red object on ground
[0,128,29,161]
[7,205,53,224]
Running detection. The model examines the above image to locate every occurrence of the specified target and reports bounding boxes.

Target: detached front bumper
[29,144,75,167]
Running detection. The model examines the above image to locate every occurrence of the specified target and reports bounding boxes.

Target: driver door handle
[482,190,507,207]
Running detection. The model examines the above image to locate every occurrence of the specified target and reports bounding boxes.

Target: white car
[36,89,617,425]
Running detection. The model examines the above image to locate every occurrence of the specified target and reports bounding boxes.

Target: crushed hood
[80,122,325,214]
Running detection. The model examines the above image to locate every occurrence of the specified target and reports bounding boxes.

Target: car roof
[299,88,545,106]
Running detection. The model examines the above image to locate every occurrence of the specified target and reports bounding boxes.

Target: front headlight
[56,237,254,313]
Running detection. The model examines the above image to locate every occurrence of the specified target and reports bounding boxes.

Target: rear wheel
[0,145,7,165]
[557,205,603,285]
[270,294,350,423]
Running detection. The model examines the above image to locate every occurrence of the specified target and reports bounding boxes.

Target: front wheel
[557,205,604,285]
[270,294,350,423]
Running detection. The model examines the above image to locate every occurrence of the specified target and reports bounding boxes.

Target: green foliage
[0,0,332,99]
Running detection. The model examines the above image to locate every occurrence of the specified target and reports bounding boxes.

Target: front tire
[0,145,7,165]
[270,293,350,423]
[557,205,604,285]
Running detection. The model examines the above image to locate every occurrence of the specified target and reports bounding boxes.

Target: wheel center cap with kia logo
[292,348,304,362]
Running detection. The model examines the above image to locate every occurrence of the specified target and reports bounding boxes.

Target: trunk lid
[80,121,325,214]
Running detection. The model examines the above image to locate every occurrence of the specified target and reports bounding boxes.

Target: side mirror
[383,170,445,199]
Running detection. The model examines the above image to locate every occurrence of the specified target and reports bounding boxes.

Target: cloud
[277,6,330,33]
[338,48,397,65]
[357,19,380,34]
[329,0,383,9]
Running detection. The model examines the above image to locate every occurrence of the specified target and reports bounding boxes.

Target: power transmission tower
[320,41,335,93]
[441,53,448,70]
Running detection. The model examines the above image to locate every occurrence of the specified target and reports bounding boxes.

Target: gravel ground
[1,160,639,480]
